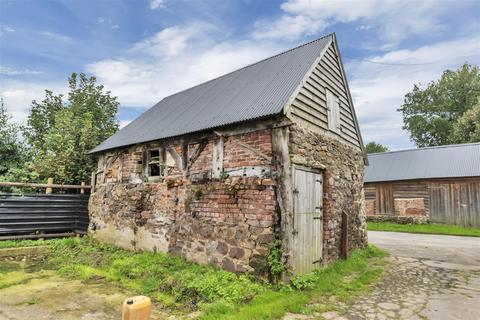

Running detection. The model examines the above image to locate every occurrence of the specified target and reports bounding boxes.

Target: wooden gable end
[285,38,363,149]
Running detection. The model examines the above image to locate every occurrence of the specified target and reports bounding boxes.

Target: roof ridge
[369,141,480,156]
[160,33,334,102]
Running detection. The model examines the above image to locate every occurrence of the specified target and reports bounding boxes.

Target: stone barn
[365,143,480,227]
[89,33,368,275]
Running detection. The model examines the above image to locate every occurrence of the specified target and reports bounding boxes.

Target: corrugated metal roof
[91,34,333,153]
[364,142,480,182]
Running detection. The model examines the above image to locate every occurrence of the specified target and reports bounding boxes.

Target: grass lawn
[368,222,480,237]
[0,238,59,249]
[0,237,388,319]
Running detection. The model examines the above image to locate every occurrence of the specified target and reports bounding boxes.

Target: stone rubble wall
[288,125,368,264]
[89,129,277,273]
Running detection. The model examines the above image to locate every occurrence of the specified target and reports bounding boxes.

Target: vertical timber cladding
[292,166,323,274]
[429,180,480,227]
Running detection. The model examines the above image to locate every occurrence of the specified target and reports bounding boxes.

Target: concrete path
[340,231,480,320]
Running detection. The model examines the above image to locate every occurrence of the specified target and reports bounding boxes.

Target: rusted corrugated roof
[91,34,333,153]
[364,142,480,182]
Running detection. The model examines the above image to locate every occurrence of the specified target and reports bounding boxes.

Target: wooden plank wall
[375,183,393,214]
[429,181,480,227]
[365,178,480,227]
[288,42,361,147]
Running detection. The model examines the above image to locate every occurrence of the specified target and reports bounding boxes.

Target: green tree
[0,99,37,188]
[25,73,119,184]
[0,98,22,176]
[365,141,389,153]
[452,98,480,143]
[398,63,480,147]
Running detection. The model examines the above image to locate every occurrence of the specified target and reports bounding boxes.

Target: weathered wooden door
[292,166,323,274]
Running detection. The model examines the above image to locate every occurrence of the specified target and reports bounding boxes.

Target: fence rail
[0,193,89,238]
[0,179,91,194]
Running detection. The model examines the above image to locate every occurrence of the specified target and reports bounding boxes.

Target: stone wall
[89,128,277,273]
[288,125,367,264]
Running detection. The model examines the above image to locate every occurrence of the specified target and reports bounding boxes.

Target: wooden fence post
[46,177,54,194]
[80,182,85,194]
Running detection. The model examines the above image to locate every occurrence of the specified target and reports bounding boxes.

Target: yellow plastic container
[122,296,152,320]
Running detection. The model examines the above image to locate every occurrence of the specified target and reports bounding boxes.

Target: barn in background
[364,143,480,227]
[88,33,368,276]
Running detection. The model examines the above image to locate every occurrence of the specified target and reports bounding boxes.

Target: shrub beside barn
[88,33,368,275]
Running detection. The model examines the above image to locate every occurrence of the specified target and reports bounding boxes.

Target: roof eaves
[369,141,480,157]
[89,113,283,154]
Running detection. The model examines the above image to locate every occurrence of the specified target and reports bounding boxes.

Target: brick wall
[394,198,426,216]
[223,129,272,169]
[89,128,276,273]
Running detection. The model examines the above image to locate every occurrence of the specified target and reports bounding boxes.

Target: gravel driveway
[337,231,480,320]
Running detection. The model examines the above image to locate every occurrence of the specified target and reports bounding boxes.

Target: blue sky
[1,0,479,149]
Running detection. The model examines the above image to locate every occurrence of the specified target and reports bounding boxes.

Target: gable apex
[91,34,334,154]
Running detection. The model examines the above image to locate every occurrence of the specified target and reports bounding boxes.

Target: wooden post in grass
[46,177,54,194]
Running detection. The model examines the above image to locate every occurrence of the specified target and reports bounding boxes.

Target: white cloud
[86,24,283,107]
[0,26,15,36]
[150,0,165,10]
[0,66,43,75]
[350,36,480,148]
[0,80,66,124]
[40,31,72,43]
[254,14,326,41]
[131,24,211,58]
[253,0,448,47]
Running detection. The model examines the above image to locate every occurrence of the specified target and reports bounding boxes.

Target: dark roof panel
[364,143,480,182]
[91,35,333,153]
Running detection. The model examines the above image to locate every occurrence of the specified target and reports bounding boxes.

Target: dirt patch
[0,259,171,320]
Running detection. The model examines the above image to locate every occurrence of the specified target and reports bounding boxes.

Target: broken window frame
[146,148,166,181]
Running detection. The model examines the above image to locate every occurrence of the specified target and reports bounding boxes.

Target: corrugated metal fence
[0,194,89,237]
